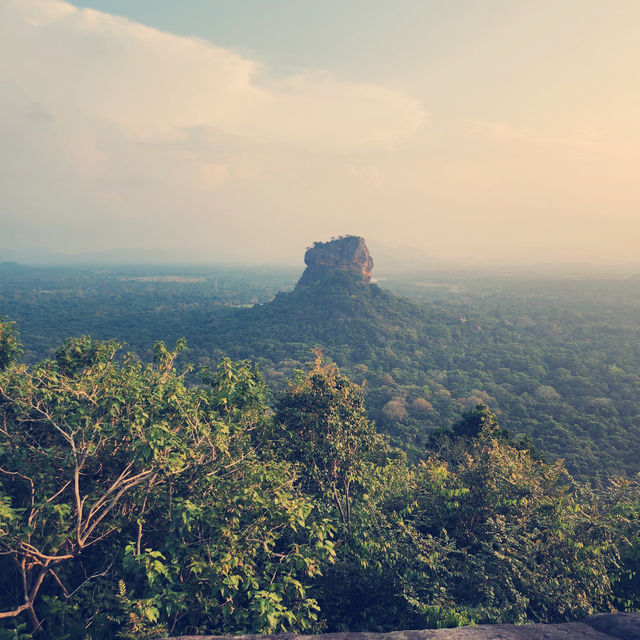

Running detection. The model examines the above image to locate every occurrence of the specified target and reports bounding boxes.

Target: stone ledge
[163,612,640,640]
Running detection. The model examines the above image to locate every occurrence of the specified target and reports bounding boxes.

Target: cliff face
[297,236,373,287]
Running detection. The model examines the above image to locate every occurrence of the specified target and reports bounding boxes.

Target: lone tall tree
[274,351,377,526]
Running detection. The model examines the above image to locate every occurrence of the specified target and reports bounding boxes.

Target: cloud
[2,0,638,266]
[468,120,528,141]
[0,0,426,258]
[0,0,424,151]
[346,164,383,188]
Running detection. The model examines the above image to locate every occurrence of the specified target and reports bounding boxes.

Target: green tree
[273,350,378,526]
[409,408,639,623]
[0,338,333,637]
[0,320,21,371]
[273,353,451,631]
[614,499,640,611]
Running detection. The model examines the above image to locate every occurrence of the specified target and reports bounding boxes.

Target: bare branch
[79,470,154,546]
[85,461,135,523]
[46,479,72,504]
[18,541,75,564]
[0,602,32,620]
[48,568,70,598]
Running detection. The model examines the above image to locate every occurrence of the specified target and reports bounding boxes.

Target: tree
[408,408,640,624]
[0,338,333,637]
[0,320,21,371]
[273,350,378,526]
[0,336,161,631]
[273,353,445,632]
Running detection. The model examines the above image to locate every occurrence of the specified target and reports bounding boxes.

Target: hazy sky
[1,0,639,265]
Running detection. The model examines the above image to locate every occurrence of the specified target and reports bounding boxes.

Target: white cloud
[346,164,383,188]
[0,0,424,150]
[1,0,638,266]
[0,0,426,258]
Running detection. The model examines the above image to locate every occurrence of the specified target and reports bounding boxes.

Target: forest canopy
[0,321,638,639]
[3,263,640,482]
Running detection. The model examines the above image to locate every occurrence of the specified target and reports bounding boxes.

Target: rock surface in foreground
[164,612,640,640]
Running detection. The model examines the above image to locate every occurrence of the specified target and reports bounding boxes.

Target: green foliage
[452,403,499,438]
[272,354,432,631]
[613,500,640,611]
[0,339,331,637]
[0,317,638,636]
[5,265,640,480]
[274,350,378,525]
[406,414,639,624]
[0,321,22,371]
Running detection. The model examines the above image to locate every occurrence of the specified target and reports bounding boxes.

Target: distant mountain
[0,247,235,266]
[206,237,430,364]
[0,261,30,272]
[4,237,639,479]
[198,236,640,479]
[298,235,373,285]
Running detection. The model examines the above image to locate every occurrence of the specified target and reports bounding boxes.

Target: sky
[1,0,639,266]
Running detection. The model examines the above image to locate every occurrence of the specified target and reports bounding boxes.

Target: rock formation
[163,611,640,640]
[297,236,373,287]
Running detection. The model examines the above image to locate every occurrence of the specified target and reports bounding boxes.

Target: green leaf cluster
[0,329,332,638]
[0,322,638,637]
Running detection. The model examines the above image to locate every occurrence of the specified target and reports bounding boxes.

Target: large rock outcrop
[297,236,373,287]
[164,612,640,640]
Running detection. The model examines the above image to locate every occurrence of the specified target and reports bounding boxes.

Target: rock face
[297,236,373,287]
[164,612,640,640]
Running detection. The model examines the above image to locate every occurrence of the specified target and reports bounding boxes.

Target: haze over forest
[2,0,640,267]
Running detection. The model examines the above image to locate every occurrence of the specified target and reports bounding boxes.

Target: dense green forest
[2,262,640,480]
[0,322,639,638]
